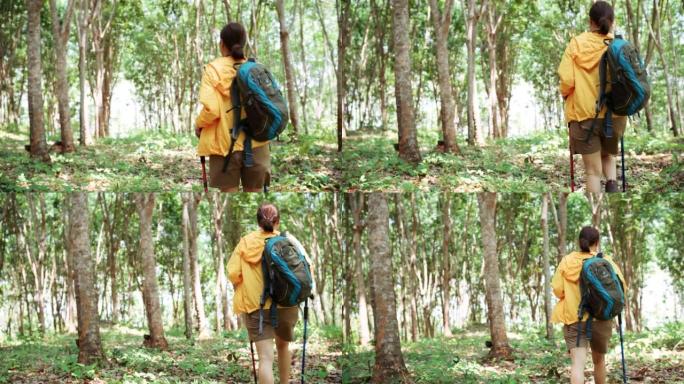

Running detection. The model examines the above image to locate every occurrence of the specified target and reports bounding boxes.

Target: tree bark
[136,193,168,349]
[477,193,512,359]
[211,193,234,331]
[25,0,51,162]
[367,194,412,384]
[68,193,106,364]
[275,0,299,136]
[77,2,90,146]
[428,0,460,153]
[392,0,422,163]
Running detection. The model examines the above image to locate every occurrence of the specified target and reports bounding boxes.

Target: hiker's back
[227,229,280,315]
[559,32,612,123]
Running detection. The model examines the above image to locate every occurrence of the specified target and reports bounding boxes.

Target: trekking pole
[618,313,628,383]
[200,156,208,194]
[301,299,309,384]
[250,340,258,384]
[569,135,576,192]
[620,137,626,192]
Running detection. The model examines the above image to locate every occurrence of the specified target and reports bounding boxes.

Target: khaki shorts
[243,306,299,342]
[208,144,270,190]
[569,117,626,155]
[563,320,613,354]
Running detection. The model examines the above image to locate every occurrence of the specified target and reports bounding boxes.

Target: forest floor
[0,129,681,192]
[0,323,344,384]
[1,322,682,383]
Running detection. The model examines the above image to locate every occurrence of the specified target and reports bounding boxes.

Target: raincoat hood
[560,251,594,283]
[569,32,613,71]
[240,229,280,264]
[204,56,242,97]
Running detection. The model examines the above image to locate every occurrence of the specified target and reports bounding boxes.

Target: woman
[195,22,270,192]
[227,203,298,384]
[551,226,626,384]
[558,1,627,193]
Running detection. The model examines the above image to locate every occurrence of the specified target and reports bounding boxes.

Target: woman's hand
[195,126,202,138]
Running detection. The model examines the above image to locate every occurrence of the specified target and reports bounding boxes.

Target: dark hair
[257,203,279,232]
[220,22,246,60]
[578,226,600,252]
[589,1,615,35]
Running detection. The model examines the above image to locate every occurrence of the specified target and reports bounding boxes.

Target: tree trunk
[26,0,51,162]
[187,193,211,339]
[428,0,460,154]
[392,0,422,163]
[77,3,90,146]
[350,194,370,346]
[275,0,299,136]
[181,195,194,339]
[136,193,168,349]
[557,193,568,263]
[336,0,351,152]
[542,194,553,341]
[49,0,76,152]
[367,194,412,384]
[465,0,483,146]
[484,0,502,139]
[212,193,233,331]
[68,193,106,364]
[477,193,512,359]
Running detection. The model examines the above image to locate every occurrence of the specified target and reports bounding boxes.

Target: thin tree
[136,193,168,349]
[428,0,460,153]
[25,0,51,162]
[181,194,194,340]
[186,193,211,339]
[464,0,484,146]
[367,193,412,384]
[391,0,422,163]
[441,193,453,337]
[349,194,370,346]
[67,193,105,364]
[542,193,553,341]
[477,193,512,359]
[275,0,300,136]
[48,0,76,152]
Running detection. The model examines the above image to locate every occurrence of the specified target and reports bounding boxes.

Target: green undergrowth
[1,128,681,192]
[0,323,344,384]
[338,322,684,384]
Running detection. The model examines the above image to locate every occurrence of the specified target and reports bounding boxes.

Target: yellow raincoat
[227,229,279,314]
[558,31,614,123]
[195,56,268,157]
[551,251,626,325]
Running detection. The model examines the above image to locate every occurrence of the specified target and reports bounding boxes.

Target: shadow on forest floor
[0,323,344,383]
[1,129,681,192]
[340,322,684,383]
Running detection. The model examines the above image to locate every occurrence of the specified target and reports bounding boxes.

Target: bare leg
[570,347,588,384]
[592,351,606,384]
[581,151,603,193]
[275,335,292,383]
[255,339,275,384]
[601,151,617,181]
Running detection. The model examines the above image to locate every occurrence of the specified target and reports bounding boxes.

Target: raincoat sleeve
[195,65,221,129]
[551,260,565,299]
[558,38,576,98]
[227,239,244,286]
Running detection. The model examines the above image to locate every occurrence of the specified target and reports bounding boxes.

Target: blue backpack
[222,59,289,173]
[587,35,651,140]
